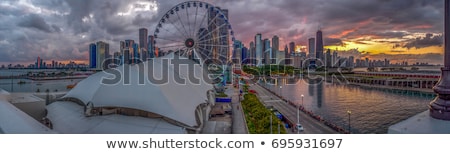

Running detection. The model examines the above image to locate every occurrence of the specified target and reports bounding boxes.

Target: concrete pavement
[224,85,248,134]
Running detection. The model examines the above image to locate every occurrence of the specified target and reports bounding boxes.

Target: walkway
[248,80,338,134]
[225,85,248,134]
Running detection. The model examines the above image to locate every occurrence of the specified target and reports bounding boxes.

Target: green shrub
[241,94,286,134]
[216,92,228,97]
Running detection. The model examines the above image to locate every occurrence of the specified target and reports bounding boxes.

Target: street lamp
[278,120,281,134]
[347,110,352,133]
[301,94,304,108]
[266,106,274,134]
[279,86,282,98]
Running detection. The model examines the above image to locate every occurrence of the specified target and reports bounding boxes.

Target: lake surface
[262,77,435,133]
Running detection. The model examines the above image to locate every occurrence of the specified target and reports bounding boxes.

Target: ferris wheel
[153,1,235,65]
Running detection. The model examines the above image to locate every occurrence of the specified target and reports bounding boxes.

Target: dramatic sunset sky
[0,0,445,65]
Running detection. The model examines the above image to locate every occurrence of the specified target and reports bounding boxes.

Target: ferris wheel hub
[185,38,195,48]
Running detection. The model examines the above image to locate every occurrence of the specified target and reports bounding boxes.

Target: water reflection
[262,76,434,133]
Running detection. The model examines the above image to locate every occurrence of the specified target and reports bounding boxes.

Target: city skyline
[0,0,445,65]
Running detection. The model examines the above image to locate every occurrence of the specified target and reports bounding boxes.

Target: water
[263,78,435,134]
[0,69,86,93]
[0,78,82,93]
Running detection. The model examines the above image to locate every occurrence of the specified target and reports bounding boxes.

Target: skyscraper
[36,56,42,69]
[332,50,338,67]
[148,35,155,58]
[133,43,139,64]
[233,40,243,63]
[139,28,148,61]
[123,40,134,65]
[272,35,279,62]
[263,38,271,65]
[284,45,289,65]
[348,56,355,68]
[288,42,295,65]
[315,30,324,60]
[255,33,262,66]
[242,47,248,64]
[325,49,331,68]
[208,7,229,62]
[308,38,315,58]
[89,43,97,68]
[96,41,109,70]
[120,41,125,65]
[249,41,255,65]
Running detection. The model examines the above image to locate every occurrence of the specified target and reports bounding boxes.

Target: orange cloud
[328,19,372,39]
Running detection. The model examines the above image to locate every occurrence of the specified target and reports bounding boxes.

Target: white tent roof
[46,101,186,134]
[0,90,55,134]
[63,53,213,127]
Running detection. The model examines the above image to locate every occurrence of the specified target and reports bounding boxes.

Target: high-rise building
[139,28,148,61]
[208,7,229,62]
[277,50,285,65]
[249,41,255,65]
[123,40,134,65]
[133,43,140,64]
[113,52,121,66]
[255,34,262,66]
[233,40,243,63]
[316,30,324,60]
[332,50,338,67]
[325,49,331,68]
[36,56,42,69]
[89,43,97,68]
[284,45,289,65]
[242,47,248,64]
[263,38,271,65]
[96,41,109,70]
[287,42,295,65]
[148,35,155,58]
[348,56,355,68]
[308,38,315,58]
[272,35,279,61]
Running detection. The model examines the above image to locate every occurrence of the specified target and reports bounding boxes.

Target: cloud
[403,33,443,49]
[324,37,345,46]
[390,50,406,53]
[17,14,54,33]
[0,0,446,65]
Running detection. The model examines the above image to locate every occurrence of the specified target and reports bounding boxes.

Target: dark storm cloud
[376,31,409,38]
[17,14,53,33]
[403,33,443,49]
[324,38,345,46]
[64,0,93,34]
[0,0,445,64]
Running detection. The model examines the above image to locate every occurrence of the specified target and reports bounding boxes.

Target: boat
[66,83,77,89]
[17,80,26,84]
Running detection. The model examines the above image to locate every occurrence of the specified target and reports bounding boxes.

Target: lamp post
[279,85,282,98]
[301,94,304,108]
[278,120,280,134]
[429,0,450,120]
[297,95,303,134]
[347,110,351,133]
[267,106,273,134]
[270,111,272,134]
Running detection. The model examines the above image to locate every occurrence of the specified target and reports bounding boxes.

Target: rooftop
[47,101,186,134]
